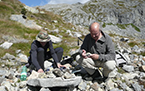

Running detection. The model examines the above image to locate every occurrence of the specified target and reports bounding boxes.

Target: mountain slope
[40,0,145,27]
[39,0,145,39]
[0,0,80,57]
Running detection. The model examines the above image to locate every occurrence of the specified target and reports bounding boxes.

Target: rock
[119,83,133,91]
[44,61,53,70]
[15,50,21,54]
[66,30,73,37]
[0,77,5,84]
[10,14,42,30]
[132,82,142,91]
[108,68,117,77]
[52,20,58,23]
[139,65,145,72]
[131,45,140,53]
[45,71,56,78]
[122,65,134,72]
[1,81,11,91]
[49,35,62,43]
[73,32,82,37]
[0,86,7,91]
[63,72,75,79]
[53,29,59,33]
[142,57,145,61]
[17,53,28,63]
[120,38,129,42]
[27,70,39,80]
[2,53,16,60]
[24,5,39,13]
[2,35,29,43]
[122,72,139,80]
[110,88,123,91]
[27,76,82,87]
[78,80,87,91]
[53,68,63,77]
[0,42,13,49]
[90,82,100,91]
[106,78,115,90]
[40,88,51,91]
[19,81,27,88]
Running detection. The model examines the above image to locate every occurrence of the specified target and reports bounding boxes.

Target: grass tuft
[128,42,138,47]
[131,23,140,32]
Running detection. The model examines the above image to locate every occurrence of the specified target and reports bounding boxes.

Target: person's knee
[55,47,63,53]
[104,60,116,71]
[59,47,63,53]
[76,55,84,65]
[76,55,81,62]
[37,47,44,52]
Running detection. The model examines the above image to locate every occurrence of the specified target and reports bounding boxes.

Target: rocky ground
[0,35,145,91]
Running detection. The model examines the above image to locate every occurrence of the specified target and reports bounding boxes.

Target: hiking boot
[91,70,103,81]
[92,70,101,77]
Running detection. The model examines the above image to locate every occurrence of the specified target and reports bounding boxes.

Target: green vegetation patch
[0,0,24,18]
[0,3,14,12]
[102,23,113,28]
[11,42,31,56]
[131,23,140,32]
[53,42,70,56]
[116,23,126,29]
[128,41,138,47]
[117,67,125,74]
[140,51,145,56]
[0,19,39,38]
[0,3,15,18]
[102,23,140,33]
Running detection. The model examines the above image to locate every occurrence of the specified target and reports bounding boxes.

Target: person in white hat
[28,30,65,73]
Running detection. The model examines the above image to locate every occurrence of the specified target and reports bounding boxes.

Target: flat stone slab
[27,76,82,88]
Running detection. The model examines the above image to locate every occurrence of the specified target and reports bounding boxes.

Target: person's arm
[48,41,66,68]
[48,41,60,64]
[30,43,42,71]
[79,34,91,58]
[97,36,116,61]
[80,34,90,51]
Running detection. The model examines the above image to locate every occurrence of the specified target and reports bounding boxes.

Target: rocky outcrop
[39,0,145,27]
[10,14,42,30]
[24,5,45,14]
[39,0,145,39]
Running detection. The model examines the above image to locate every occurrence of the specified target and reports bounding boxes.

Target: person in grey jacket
[76,22,116,81]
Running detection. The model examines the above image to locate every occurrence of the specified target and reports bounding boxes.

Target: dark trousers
[37,47,63,70]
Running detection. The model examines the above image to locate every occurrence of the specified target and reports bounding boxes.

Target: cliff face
[39,0,145,39]
[40,0,145,27]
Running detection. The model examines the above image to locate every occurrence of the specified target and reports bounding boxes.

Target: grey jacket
[81,31,116,62]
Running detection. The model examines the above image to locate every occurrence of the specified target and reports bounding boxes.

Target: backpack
[115,50,128,67]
